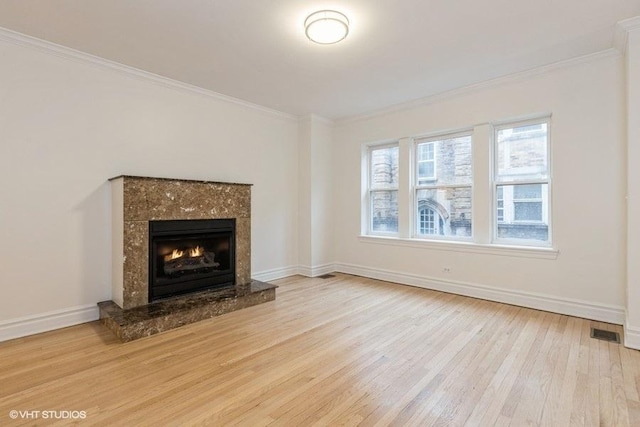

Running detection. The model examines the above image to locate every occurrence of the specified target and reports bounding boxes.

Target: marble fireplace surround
[110,175,252,309]
[100,175,276,342]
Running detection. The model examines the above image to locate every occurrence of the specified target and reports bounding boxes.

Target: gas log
[163,251,220,276]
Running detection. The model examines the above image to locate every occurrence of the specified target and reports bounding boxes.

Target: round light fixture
[304,10,349,44]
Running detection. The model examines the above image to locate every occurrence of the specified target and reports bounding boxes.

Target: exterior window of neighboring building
[368,144,399,234]
[496,186,504,222]
[417,142,436,183]
[513,184,543,221]
[415,133,472,239]
[494,119,550,244]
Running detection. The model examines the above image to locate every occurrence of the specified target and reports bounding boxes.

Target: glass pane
[416,187,472,237]
[514,202,542,221]
[497,122,548,180]
[513,183,542,199]
[418,143,434,161]
[496,184,549,242]
[371,190,398,233]
[371,146,399,188]
[416,135,472,186]
[418,161,434,179]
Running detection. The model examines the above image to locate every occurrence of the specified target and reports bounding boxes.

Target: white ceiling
[0,1,639,119]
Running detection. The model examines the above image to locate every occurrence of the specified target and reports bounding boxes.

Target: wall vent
[590,328,620,343]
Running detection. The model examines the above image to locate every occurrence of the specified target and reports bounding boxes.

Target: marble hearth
[99,175,276,341]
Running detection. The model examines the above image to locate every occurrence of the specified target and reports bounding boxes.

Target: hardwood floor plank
[585,321,601,426]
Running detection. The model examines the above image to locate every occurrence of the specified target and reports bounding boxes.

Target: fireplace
[101,175,276,342]
[149,219,235,302]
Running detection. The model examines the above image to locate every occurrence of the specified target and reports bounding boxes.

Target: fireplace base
[98,280,276,342]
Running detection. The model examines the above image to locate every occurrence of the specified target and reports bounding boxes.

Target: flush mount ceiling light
[304,10,349,44]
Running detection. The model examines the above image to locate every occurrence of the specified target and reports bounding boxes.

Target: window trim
[358,234,559,260]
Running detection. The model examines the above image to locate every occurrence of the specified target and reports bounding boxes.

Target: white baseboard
[3,263,627,344]
[0,263,322,342]
[297,263,337,278]
[624,318,640,350]
[252,265,299,282]
[334,262,625,325]
[0,305,100,343]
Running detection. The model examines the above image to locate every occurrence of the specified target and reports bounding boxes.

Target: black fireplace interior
[149,218,235,302]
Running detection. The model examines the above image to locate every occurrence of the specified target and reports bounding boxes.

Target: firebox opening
[149,219,236,302]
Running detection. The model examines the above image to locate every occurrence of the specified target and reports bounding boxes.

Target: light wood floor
[1,274,639,426]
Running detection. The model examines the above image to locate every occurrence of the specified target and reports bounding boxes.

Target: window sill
[358,235,559,260]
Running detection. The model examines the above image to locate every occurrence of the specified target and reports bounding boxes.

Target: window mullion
[473,124,492,244]
[398,137,413,238]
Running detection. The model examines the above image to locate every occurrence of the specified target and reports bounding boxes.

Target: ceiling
[0,1,639,120]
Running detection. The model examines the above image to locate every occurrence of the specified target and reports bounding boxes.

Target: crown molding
[336,48,621,126]
[614,16,640,54]
[618,16,640,32]
[0,26,299,122]
[298,113,335,127]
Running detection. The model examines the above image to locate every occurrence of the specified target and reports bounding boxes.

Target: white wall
[309,116,334,269]
[297,118,312,271]
[625,22,640,349]
[0,37,299,325]
[297,115,335,275]
[332,52,627,319]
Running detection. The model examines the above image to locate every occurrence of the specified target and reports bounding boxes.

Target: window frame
[367,142,400,236]
[360,114,557,258]
[492,117,552,247]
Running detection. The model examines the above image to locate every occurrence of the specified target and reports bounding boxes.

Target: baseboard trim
[624,318,640,350]
[334,263,625,325]
[252,266,299,282]
[0,305,100,342]
[4,263,625,343]
[297,263,337,278]
[0,263,321,342]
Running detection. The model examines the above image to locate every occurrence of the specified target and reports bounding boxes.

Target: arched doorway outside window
[419,206,444,235]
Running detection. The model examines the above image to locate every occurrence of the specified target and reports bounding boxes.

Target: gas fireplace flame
[189,246,204,258]
[169,249,184,260]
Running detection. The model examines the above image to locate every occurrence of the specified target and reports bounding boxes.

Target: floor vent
[318,274,336,279]
[590,328,620,343]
